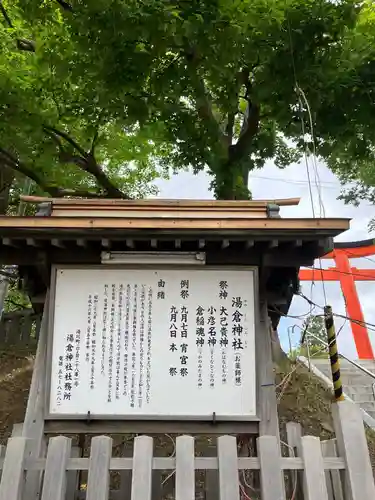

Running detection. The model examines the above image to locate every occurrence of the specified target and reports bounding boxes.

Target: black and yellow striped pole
[324,305,345,401]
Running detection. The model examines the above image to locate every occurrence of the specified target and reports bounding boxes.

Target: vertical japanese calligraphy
[101,285,108,375]
[232,296,244,385]
[157,279,165,300]
[146,287,153,404]
[130,284,138,408]
[64,333,74,401]
[123,284,131,397]
[196,305,204,388]
[180,305,188,377]
[116,285,123,400]
[138,285,146,408]
[51,268,256,418]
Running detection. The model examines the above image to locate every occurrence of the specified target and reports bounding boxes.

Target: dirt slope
[0,351,373,471]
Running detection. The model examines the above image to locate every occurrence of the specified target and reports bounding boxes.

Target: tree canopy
[1,0,375,204]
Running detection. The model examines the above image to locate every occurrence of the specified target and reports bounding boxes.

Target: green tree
[3,0,374,203]
[0,1,170,214]
[302,314,328,357]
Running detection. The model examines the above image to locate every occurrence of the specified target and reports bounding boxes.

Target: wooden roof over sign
[0,196,350,264]
[0,196,350,326]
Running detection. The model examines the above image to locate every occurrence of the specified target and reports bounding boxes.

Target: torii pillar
[299,240,375,360]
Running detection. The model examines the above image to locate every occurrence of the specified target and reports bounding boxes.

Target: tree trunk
[0,163,15,215]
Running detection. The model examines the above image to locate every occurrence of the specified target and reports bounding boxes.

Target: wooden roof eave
[0,216,350,234]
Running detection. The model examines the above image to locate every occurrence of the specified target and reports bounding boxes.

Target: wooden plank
[332,400,375,500]
[176,436,195,500]
[300,436,329,500]
[286,422,304,500]
[86,436,112,500]
[131,436,153,500]
[258,302,280,441]
[0,216,351,231]
[257,436,286,500]
[321,440,344,500]
[66,446,80,500]
[5,316,20,345]
[0,437,28,500]
[217,435,239,500]
[21,195,301,207]
[45,419,259,435]
[41,436,72,500]
[4,455,346,472]
[22,292,50,500]
[20,314,32,344]
[11,423,23,437]
[118,442,132,500]
[204,445,219,500]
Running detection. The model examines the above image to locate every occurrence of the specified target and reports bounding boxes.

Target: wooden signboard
[47,266,257,421]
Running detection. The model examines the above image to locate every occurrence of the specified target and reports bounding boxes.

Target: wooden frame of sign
[21,263,278,439]
[38,263,278,436]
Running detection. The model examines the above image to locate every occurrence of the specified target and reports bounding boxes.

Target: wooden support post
[332,400,375,500]
[66,446,80,500]
[86,436,112,500]
[300,436,329,500]
[131,436,153,500]
[0,437,28,500]
[22,291,50,500]
[257,302,280,441]
[217,436,240,500]
[204,444,219,500]
[41,436,72,500]
[321,439,344,500]
[176,436,195,500]
[257,436,286,500]
[286,422,304,500]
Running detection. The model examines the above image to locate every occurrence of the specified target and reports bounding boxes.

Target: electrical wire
[298,292,375,332]
[304,265,375,282]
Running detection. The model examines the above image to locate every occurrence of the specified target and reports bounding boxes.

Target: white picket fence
[0,402,373,500]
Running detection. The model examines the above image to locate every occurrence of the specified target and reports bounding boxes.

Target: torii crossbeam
[299,239,375,359]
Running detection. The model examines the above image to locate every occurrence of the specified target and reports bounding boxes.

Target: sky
[152,159,375,360]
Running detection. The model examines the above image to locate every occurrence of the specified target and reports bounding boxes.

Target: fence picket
[176,436,194,500]
[0,437,28,500]
[217,435,239,500]
[286,422,304,500]
[332,400,375,500]
[321,440,344,500]
[258,435,286,500]
[300,436,329,500]
[86,436,112,500]
[131,436,153,500]
[66,446,80,500]
[41,436,72,500]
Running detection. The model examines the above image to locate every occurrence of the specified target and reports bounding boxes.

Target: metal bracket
[266,203,281,218]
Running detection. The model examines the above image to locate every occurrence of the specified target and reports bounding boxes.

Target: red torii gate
[299,239,375,360]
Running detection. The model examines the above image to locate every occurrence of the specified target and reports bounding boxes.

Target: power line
[304,265,375,282]
[249,175,342,188]
[298,292,375,332]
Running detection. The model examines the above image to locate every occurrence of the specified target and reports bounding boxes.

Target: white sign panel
[49,267,256,419]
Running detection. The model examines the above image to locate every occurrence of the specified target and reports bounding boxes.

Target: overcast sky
[152,159,375,360]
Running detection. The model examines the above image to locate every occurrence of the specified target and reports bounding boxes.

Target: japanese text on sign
[50,267,256,418]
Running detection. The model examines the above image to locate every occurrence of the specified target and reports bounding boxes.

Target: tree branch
[0,2,35,52]
[229,102,260,164]
[184,48,227,152]
[42,125,128,198]
[55,0,73,11]
[0,146,120,199]
[0,1,13,28]
[43,125,87,157]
